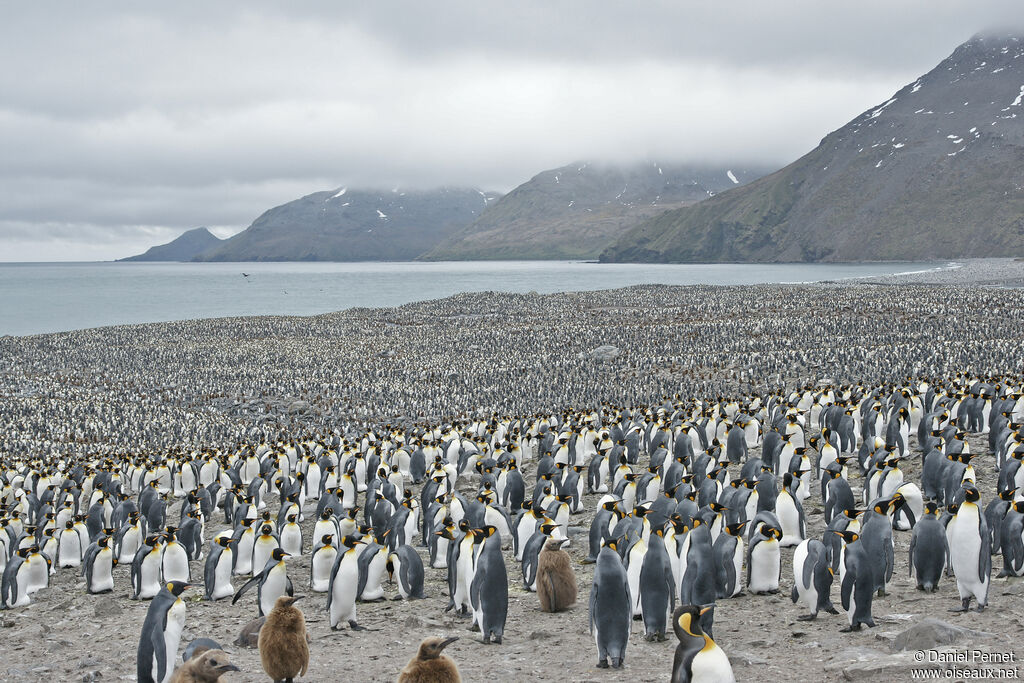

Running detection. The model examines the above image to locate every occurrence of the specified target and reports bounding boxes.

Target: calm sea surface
[0,260,950,337]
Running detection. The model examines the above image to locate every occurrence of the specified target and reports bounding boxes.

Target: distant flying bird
[242,273,250,278]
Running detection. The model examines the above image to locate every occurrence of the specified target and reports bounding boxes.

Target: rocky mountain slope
[195,187,500,262]
[119,227,223,262]
[600,34,1024,263]
[422,162,768,260]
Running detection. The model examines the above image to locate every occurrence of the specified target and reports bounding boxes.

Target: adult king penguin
[137,580,190,683]
[670,604,735,683]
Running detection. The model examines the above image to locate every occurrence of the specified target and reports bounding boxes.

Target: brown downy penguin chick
[397,636,461,683]
[258,595,309,683]
[537,536,577,612]
[169,650,240,683]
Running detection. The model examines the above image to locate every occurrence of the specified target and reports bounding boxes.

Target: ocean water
[0,260,951,337]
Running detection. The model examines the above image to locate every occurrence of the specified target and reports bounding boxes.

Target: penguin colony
[1,282,1024,680]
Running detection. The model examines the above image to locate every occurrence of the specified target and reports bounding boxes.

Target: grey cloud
[2,1,1022,261]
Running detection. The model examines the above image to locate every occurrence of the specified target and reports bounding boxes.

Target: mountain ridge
[600,33,1024,263]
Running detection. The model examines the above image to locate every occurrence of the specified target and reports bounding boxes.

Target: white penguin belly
[90,553,115,593]
[159,600,186,683]
[691,641,736,683]
[778,497,802,546]
[310,549,337,592]
[213,552,235,599]
[950,506,988,601]
[748,541,780,593]
[330,558,359,626]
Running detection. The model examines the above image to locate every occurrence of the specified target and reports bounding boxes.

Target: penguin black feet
[949,597,971,613]
[467,622,480,632]
[840,624,862,632]
[797,613,817,621]
[975,603,986,613]
[492,635,502,645]
[349,620,365,631]
[610,657,623,669]
[876,589,887,597]
[824,603,839,615]
[596,660,609,669]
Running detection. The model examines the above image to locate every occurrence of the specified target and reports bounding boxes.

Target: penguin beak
[439,636,460,649]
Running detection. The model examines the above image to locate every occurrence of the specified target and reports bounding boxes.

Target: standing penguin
[232,548,293,617]
[745,525,781,595]
[309,534,338,593]
[328,535,365,630]
[790,539,837,620]
[388,544,426,600]
[639,528,676,641]
[258,595,309,683]
[670,604,735,683]
[712,522,746,599]
[536,536,576,613]
[948,484,991,612]
[398,636,461,683]
[470,526,508,644]
[203,536,235,601]
[835,530,875,632]
[589,542,631,669]
[909,501,946,592]
[83,535,117,594]
[137,580,191,683]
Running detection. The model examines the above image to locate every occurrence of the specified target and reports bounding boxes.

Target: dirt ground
[4,429,1024,683]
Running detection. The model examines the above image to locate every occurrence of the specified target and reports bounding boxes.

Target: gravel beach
[1,258,1023,682]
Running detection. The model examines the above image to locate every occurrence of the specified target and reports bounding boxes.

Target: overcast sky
[1,1,1020,261]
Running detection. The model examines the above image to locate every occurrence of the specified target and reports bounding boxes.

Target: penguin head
[540,523,559,536]
[341,535,363,549]
[216,536,234,548]
[831,530,859,544]
[165,580,190,597]
[1000,488,1019,501]
[924,501,940,515]
[416,636,459,660]
[962,485,981,503]
[672,604,713,640]
[726,522,747,537]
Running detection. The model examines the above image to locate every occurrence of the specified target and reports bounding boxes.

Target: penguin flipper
[979,519,992,585]
[588,582,598,635]
[232,574,260,604]
[908,534,917,578]
[790,584,799,604]
[286,576,294,597]
[840,571,853,611]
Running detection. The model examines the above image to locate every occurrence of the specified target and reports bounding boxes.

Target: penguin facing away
[909,501,946,591]
[470,526,508,644]
[790,538,837,620]
[589,542,631,669]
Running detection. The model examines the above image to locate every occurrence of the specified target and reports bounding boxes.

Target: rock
[93,599,122,618]
[825,652,922,680]
[81,672,101,683]
[587,345,621,362]
[887,618,992,652]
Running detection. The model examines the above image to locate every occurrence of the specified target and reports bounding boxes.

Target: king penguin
[232,548,293,617]
[790,538,837,620]
[137,580,190,683]
[948,483,991,612]
[670,604,735,683]
[909,501,946,592]
[589,541,631,669]
[470,526,508,644]
[203,536,235,601]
